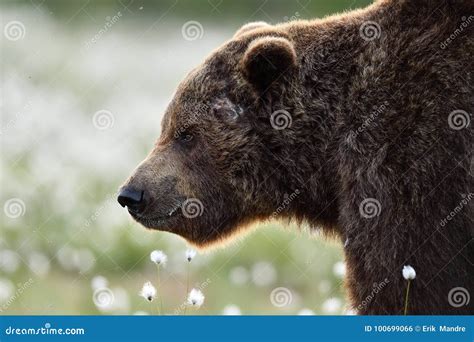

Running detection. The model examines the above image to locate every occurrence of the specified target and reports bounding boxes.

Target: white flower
[297,308,315,315]
[344,308,358,316]
[133,311,149,315]
[222,304,241,315]
[251,261,276,287]
[91,275,108,290]
[186,249,197,262]
[187,288,205,308]
[402,265,416,280]
[150,250,167,265]
[322,297,342,314]
[333,261,346,278]
[140,281,157,302]
[0,278,14,302]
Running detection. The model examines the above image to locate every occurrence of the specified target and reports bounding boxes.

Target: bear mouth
[129,205,181,229]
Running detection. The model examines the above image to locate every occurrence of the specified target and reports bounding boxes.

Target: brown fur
[120,0,474,314]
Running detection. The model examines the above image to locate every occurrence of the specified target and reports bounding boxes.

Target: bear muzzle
[117,186,146,213]
[117,175,187,231]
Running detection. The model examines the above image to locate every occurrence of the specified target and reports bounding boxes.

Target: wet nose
[117,187,145,213]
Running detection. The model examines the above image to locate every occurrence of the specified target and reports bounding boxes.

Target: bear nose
[117,187,145,213]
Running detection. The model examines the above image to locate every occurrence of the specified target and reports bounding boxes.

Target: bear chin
[134,211,261,250]
[129,210,180,233]
[128,211,213,247]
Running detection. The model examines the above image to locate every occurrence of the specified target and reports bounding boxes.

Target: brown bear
[118,0,473,315]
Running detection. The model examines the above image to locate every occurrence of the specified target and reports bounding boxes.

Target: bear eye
[177,132,194,143]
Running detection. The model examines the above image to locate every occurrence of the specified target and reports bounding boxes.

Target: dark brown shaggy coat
[120,0,473,314]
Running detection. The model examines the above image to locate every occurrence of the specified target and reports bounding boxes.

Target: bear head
[118,22,308,247]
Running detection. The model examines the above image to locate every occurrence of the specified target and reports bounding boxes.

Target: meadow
[1,0,371,315]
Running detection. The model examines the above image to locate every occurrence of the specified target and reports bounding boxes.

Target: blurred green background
[1,0,371,315]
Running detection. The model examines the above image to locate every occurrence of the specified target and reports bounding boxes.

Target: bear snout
[117,186,146,214]
[118,173,187,231]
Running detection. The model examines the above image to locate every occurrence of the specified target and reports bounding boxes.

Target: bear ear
[240,36,297,92]
[233,21,270,38]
